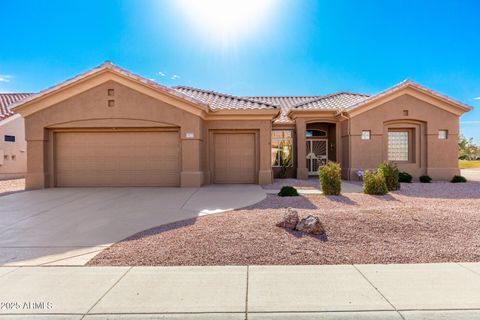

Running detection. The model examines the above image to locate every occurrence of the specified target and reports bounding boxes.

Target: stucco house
[10,62,471,189]
[0,93,31,179]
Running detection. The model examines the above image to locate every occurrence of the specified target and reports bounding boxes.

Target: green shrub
[378,161,400,191]
[451,175,467,183]
[318,162,342,195]
[363,170,388,195]
[399,171,413,183]
[419,175,432,183]
[278,186,299,197]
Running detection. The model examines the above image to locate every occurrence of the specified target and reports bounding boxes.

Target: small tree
[318,162,342,195]
[459,135,480,160]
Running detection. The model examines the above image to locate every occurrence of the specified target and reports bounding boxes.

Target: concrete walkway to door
[0,185,266,266]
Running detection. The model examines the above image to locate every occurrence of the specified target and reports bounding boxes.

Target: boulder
[295,215,325,235]
[276,208,299,229]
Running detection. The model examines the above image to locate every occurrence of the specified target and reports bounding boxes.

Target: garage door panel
[55,131,180,187]
[214,133,256,184]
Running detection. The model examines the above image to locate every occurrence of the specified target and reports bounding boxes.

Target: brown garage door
[214,133,256,183]
[55,130,180,187]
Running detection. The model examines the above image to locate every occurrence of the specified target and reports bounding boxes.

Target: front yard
[460,160,480,169]
[89,181,480,266]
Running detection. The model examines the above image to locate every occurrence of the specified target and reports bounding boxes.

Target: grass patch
[459,160,480,169]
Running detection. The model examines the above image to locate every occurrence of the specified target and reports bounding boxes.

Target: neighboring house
[10,62,471,189]
[0,93,31,180]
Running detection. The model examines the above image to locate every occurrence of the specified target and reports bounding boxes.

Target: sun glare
[176,0,275,42]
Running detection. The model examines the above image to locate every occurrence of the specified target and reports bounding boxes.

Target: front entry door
[306,139,328,175]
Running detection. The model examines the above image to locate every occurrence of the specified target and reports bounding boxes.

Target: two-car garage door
[55,131,180,187]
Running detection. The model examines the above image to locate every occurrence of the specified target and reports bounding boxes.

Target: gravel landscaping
[0,178,25,197]
[89,181,480,266]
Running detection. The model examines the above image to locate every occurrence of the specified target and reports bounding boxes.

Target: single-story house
[10,62,471,189]
[0,93,31,179]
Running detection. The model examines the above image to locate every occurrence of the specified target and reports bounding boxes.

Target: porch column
[25,139,47,190]
[180,126,204,187]
[336,120,342,164]
[296,118,308,179]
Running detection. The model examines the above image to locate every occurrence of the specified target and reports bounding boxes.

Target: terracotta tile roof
[246,93,369,123]
[244,96,322,123]
[173,86,277,110]
[245,96,322,108]
[0,93,32,120]
[295,92,370,110]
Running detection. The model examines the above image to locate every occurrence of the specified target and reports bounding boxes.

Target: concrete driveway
[0,185,266,266]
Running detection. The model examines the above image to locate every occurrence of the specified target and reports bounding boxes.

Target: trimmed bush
[399,171,413,183]
[363,170,388,195]
[419,175,432,183]
[378,161,400,191]
[278,186,299,197]
[451,175,467,183]
[318,162,342,195]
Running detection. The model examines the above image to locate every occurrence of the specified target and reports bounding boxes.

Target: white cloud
[157,71,166,77]
[0,74,12,82]
[474,97,480,100]
[171,74,180,80]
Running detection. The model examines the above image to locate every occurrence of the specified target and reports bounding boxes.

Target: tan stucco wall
[22,79,274,189]
[0,115,27,179]
[23,80,205,189]
[204,119,273,185]
[340,119,350,179]
[346,94,460,180]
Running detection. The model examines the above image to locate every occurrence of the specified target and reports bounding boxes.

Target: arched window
[305,130,327,137]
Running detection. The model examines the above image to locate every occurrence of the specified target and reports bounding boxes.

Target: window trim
[438,129,448,140]
[271,130,294,168]
[361,130,371,140]
[387,129,414,163]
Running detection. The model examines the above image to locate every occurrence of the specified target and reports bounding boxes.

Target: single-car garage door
[213,132,256,183]
[55,130,180,187]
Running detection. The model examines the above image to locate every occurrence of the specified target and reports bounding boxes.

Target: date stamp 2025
[0,301,53,311]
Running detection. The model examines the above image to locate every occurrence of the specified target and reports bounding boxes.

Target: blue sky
[1,0,479,142]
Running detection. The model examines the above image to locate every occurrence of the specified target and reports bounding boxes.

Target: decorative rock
[276,207,299,229]
[295,215,325,235]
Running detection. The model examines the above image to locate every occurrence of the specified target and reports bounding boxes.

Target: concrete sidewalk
[1,263,480,319]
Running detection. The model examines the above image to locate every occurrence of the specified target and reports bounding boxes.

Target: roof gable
[345,80,473,117]
[11,62,210,118]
